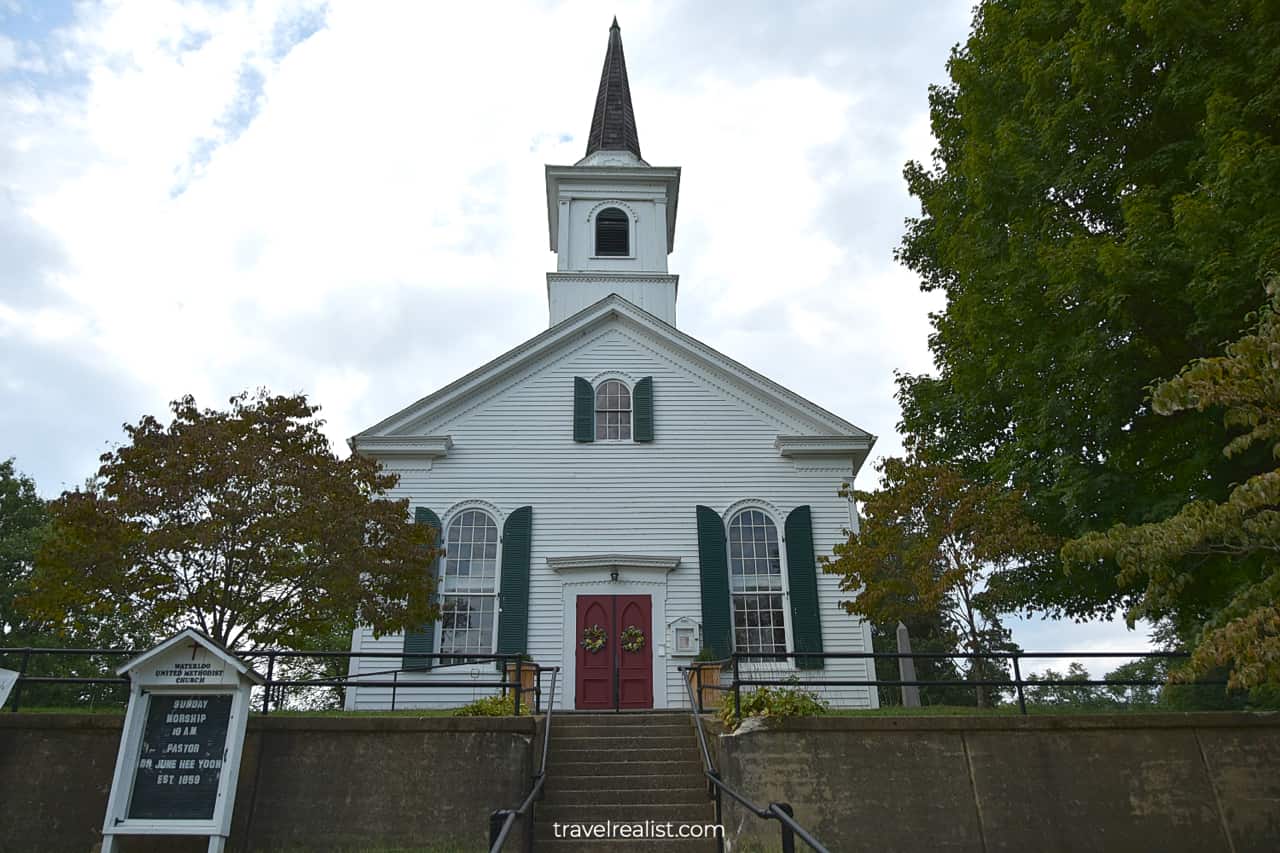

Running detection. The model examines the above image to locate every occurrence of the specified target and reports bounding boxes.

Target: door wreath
[581,623,607,653]
[620,625,646,653]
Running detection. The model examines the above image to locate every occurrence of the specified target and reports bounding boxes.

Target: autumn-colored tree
[825,456,1057,706]
[24,391,440,650]
[1064,279,1280,692]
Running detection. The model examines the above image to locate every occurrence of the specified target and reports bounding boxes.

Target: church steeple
[545,19,681,327]
[585,18,641,160]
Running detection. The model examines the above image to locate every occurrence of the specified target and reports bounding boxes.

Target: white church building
[345,20,877,711]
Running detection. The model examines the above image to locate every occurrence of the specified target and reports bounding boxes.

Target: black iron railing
[679,663,829,853]
[489,667,559,853]
[725,649,1224,716]
[0,647,543,715]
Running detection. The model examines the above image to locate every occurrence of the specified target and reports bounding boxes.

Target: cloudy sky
[0,0,1150,664]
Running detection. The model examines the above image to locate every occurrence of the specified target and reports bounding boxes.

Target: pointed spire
[585,17,641,160]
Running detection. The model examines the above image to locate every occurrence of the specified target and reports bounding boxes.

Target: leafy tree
[896,0,1280,621]
[0,458,47,644]
[1064,279,1280,691]
[1,460,134,710]
[825,456,1056,706]
[23,391,439,651]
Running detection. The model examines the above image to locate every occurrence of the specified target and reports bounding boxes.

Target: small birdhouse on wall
[667,616,701,657]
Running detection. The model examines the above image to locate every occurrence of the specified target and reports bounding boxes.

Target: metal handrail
[0,647,534,714]
[489,666,559,853]
[679,664,830,853]
[728,649,1223,717]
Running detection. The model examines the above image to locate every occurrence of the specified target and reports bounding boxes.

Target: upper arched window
[595,207,630,257]
[439,509,499,664]
[595,379,632,440]
[727,509,787,656]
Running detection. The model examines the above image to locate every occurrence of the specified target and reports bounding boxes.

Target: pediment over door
[547,554,679,583]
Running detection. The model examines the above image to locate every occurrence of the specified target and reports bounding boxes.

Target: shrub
[452,692,529,717]
[719,684,828,729]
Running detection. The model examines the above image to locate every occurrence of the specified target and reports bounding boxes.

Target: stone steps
[546,772,707,791]
[552,732,692,748]
[542,778,711,799]
[537,802,713,823]
[552,758,705,779]
[533,711,716,850]
[550,745,693,763]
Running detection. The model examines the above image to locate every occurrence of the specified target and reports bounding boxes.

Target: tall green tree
[1064,279,1280,691]
[24,391,440,650]
[0,458,48,643]
[897,0,1280,620]
[825,456,1056,705]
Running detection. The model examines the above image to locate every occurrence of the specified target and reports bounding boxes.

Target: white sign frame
[0,667,17,708]
[100,628,264,853]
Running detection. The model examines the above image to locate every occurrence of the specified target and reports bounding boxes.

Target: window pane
[728,510,786,656]
[728,510,783,593]
[594,380,632,440]
[731,593,786,655]
[441,511,498,595]
[439,594,496,664]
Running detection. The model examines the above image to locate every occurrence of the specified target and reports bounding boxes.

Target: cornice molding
[353,435,453,458]
[547,554,680,574]
[775,435,873,458]
[547,272,678,287]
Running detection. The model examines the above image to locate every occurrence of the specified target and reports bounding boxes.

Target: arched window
[595,379,632,440]
[595,207,629,256]
[439,509,499,664]
[727,509,787,656]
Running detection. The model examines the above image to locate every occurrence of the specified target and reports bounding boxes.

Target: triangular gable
[353,294,876,444]
[117,627,265,684]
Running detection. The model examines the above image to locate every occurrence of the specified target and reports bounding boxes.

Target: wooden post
[896,622,921,708]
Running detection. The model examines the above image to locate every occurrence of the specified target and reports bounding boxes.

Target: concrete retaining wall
[716,713,1280,853]
[0,713,536,853]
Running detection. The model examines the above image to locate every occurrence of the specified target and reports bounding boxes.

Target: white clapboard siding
[347,320,877,710]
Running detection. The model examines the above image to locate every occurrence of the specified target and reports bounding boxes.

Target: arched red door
[575,594,653,710]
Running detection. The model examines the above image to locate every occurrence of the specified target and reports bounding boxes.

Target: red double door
[575,594,653,710]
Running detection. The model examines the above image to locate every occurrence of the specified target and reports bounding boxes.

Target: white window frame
[434,505,503,666]
[593,378,634,442]
[725,505,795,665]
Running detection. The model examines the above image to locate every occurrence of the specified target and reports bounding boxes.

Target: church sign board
[100,628,264,853]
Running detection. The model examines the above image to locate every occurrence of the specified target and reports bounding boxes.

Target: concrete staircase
[533,710,717,851]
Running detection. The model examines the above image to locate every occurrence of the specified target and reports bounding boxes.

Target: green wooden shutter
[573,377,594,442]
[785,505,824,670]
[496,506,533,658]
[403,506,442,672]
[633,376,654,442]
[696,505,732,659]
